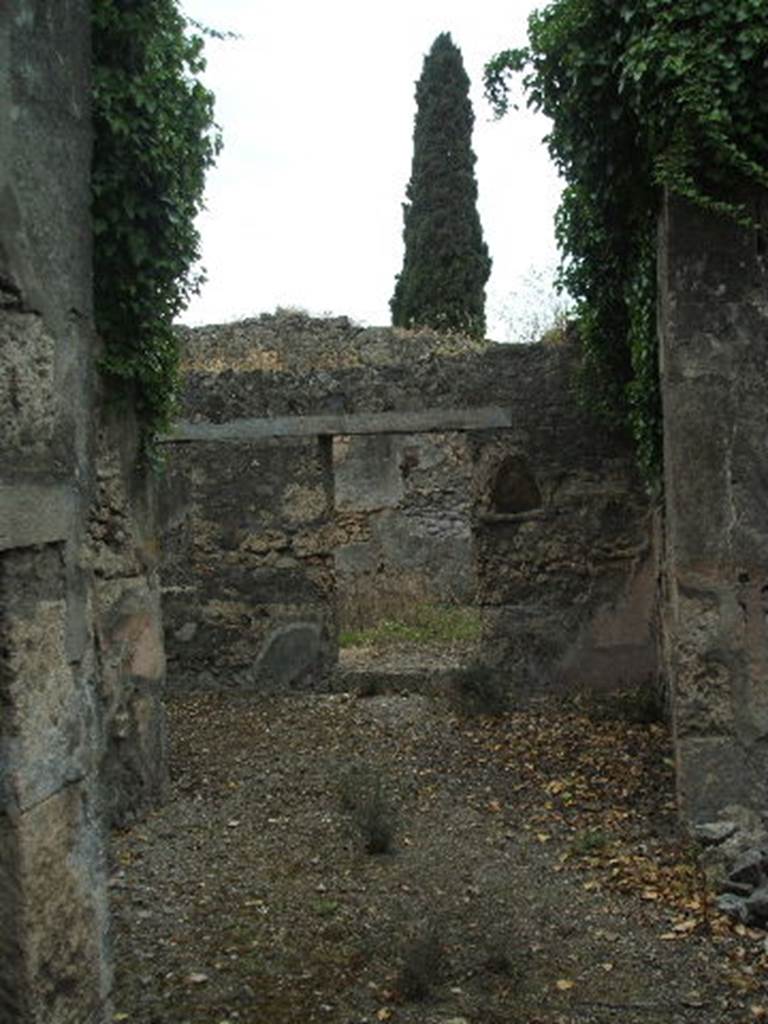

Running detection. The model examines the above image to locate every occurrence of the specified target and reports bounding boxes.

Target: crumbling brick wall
[165,315,658,698]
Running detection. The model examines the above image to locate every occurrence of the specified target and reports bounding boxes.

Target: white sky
[178,0,564,341]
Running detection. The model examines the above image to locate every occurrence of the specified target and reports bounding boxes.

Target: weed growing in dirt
[396,924,444,1001]
[482,949,520,978]
[312,898,339,918]
[479,946,527,999]
[453,662,509,716]
[569,828,610,857]
[340,766,396,855]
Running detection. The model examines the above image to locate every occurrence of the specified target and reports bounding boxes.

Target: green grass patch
[339,604,481,651]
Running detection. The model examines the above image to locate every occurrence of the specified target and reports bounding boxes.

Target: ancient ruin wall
[161,434,337,692]
[660,188,768,821]
[0,5,111,1019]
[160,320,491,690]
[1,6,166,1020]
[166,316,657,698]
[333,430,475,628]
[87,409,168,827]
[471,439,657,695]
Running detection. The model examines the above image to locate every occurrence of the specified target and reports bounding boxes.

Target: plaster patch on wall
[0,311,56,460]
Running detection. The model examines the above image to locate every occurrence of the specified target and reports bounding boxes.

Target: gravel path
[110,686,768,1023]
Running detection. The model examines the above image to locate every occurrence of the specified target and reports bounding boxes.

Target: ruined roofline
[174,310,509,375]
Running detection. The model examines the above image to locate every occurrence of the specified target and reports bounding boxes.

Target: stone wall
[176,314,489,419]
[333,430,475,628]
[166,316,657,698]
[472,433,657,697]
[161,435,337,691]
[0,5,111,1019]
[1,5,166,1020]
[660,188,768,821]
[87,409,168,827]
[464,337,658,695]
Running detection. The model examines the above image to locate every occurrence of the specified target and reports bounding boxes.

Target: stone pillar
[660,187,768,822]
[0,3,112,1021]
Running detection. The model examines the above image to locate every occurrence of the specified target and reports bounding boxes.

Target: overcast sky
[177,0,564,341]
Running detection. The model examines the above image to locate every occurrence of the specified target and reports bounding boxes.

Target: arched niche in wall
[489,453,542,514]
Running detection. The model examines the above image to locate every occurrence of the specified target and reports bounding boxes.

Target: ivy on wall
[486,0,768,482]
[92,0,221,449]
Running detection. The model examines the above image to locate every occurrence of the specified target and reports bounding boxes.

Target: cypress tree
[391,32,491,339]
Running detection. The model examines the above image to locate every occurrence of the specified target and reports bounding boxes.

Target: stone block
[254,622,324,690]
[0,780,111,1024]
[746,885,768,924]
[334,434,403,511]
[94,577,165,689]
[101,690,168,827]
[0,483,75,551]
[335,541,379,575]
[675,735,768,822]
[93,576,167,823]
[731,849,767,888]
[716,892,748,923]
[478,606,570,688]
[0,547,99,812]
[693,820,738,846]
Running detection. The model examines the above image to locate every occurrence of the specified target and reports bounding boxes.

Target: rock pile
[695,805,768,927]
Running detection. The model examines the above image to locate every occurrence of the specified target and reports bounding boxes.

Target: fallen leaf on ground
[671,918,698,933]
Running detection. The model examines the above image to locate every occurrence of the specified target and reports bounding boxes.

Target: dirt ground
[110,654,768,1024]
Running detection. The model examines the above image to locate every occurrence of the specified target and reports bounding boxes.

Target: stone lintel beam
[162,406,512,443]
[0,484,75,551]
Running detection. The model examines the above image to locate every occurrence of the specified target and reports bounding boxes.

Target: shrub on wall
[92,0,221,449]
[391,33,492,340]
[486,0,768,481]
